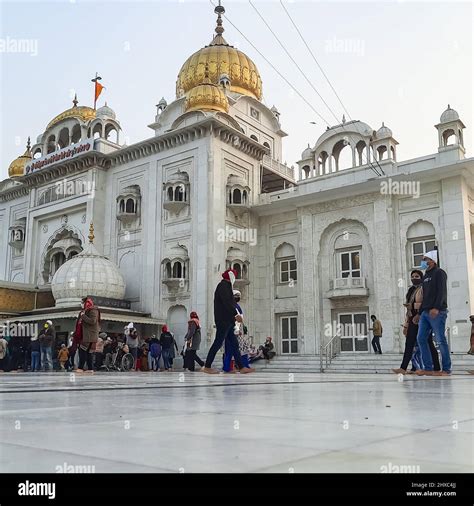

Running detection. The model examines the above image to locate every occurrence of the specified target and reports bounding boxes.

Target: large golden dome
[46,96,96,130]
[176,4,262,101]
[8,138,32,178]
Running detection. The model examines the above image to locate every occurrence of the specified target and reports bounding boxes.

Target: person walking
[0,334,8,372]
[76,297,100,373]
[369,315,383,354]
[57,344,69,371]
[202,268,254,374]
[415,250,451,376]
[183,311,205,372]
[149,335,162,371]
[38,320,55,371]
[467,315,474,355]
[30,336,40,372]
[160,325,177,371]
[392,269,440,375]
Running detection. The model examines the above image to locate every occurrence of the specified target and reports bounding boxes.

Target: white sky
[0,0,472,180]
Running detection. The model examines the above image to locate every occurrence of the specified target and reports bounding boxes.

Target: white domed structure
[376,122,393,139]
[52,224,126,307]
[96,102,116,120]
[440,105,459,123]
[301,144,312,160]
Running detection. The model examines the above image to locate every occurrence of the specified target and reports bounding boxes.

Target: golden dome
[176,4,262,101]
[8,138,32,178]
[46,95,96,130]
[185,81,229,114]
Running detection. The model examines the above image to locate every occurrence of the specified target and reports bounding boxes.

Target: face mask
[419,260,428,270]
[411,278,422,286]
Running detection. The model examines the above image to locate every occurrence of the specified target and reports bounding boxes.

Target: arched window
[275,243,297,284]
[232,188,242,204]
[71,124,81,144]
[119,199,125,213]
[318,151,329,175]
[377,145,387,161]
[263,141,271,154]
[125,199,135,213]
[302,165,310,179]
[93,123,102,139]
[174,186,184,202]
[165,262,172,279]
[407,221,436,269]
[51,252,66,276]
[47,135,56,154]
[356,141,367,166]
[242,190,248,204]
[332,139,353,171]
[33,148,42,159]
[250,134,258,142]
[105,124,119,143]
[172,261,183,278]
[57,128,69,149]
[68,250,79,260]
[233,262,242,279]
[442,129,456,146]
[167,187,174,201]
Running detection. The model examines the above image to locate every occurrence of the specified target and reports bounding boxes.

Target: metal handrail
[320,334,341,372]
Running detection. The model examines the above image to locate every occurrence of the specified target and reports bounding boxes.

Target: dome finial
[215,0,225,35]
[72,93,78,107]
[88,222,95,244]
[26,136,31,151]
[342,114,346,124]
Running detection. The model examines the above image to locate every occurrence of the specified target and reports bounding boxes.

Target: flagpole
[91,72,102,110]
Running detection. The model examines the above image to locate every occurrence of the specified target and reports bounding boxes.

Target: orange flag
[95,81,104,102]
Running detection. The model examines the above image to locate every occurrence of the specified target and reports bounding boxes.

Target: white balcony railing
[262,155,295,181]
[329,277,366,290]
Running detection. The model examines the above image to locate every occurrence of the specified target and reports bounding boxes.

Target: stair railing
[320,334,341,372]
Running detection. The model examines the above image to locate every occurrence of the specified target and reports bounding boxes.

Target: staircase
[253,353,474,375]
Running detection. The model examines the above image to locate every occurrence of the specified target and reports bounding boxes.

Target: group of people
[0,269,275,374]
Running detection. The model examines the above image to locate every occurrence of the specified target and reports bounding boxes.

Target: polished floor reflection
[0,372,472,473]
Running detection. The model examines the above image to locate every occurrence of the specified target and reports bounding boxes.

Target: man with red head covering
[202,269,254,374]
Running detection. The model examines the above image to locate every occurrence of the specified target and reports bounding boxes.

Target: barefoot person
[202,269,254,374]
[76,297,100,373]
[392,270,440,375]
[415,250,451,376]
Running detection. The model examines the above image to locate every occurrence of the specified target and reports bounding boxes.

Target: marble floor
[0,371,473,473]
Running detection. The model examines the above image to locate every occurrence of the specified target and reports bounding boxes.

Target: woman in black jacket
[183,312,204,371]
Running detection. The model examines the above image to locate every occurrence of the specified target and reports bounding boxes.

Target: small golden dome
[8,138,32,178]
[185,82,229,114]
[176,4,262,101]
[46,95,96,130]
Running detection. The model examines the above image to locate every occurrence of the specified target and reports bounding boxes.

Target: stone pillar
[299,210,318,354]
[439,176,474,351]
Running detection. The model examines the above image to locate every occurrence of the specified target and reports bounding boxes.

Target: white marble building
[1,5,473,354]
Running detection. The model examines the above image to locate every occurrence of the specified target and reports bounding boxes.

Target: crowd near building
[1,4,473,363]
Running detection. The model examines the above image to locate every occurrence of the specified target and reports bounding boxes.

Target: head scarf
[222,268,237,285]
[189,311,200,328]
[162,325,169,333]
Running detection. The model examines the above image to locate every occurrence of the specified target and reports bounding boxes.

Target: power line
[279,0,385,176]
[251,0,381,176]
[209,0,331,126]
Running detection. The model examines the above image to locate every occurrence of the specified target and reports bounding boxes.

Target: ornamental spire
[88,222,95,244]
[209,0,228,46]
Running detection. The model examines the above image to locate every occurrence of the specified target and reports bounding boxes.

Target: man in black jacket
[203,269,254,374]
[415,250,451,376]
